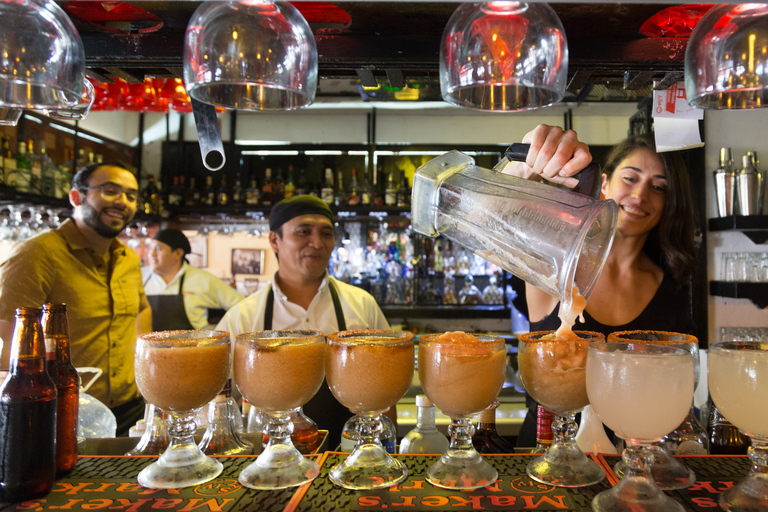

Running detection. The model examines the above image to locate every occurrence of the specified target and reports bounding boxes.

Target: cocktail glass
[134,330,231,489]
[586,342,694,512]
[608,330,699,490]
[517,330,606,487]
[418,332,506,490]
[234,330,326,489]
[708,341,768,511]
[326,330,414,490]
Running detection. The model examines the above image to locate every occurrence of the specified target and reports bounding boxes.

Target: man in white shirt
[217,195,389,445]
[143,229,244,331]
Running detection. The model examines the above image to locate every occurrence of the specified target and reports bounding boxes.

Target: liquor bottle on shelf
[272,167,285,202]
[385,171,397,206]
[0,307,57,503]
[399,394,449,455]
[334,169,346,206]
[396,173,410,208]
[202,175,216,207]
[11,140,31,193]
[373,166,385,206]
[216,174,229,206]
[184,177,200,206]
[340,413,397,453]
[38,142,58,198]
[473,400,515,453]
[1,137,14,187]
[231,176,244,205]
[284,167,296,198]
[245,178,260,206]
[74,148,87,172]
[347,168,360,205]
[532,405,554,454]
[198,379,254,456]
[166,176,183,207]
[41,303,79,476]
[261,167,273,206]
[707,396,750,454]
[27,140,42,195]
[359,168,372,206]
[295,168,308,196]
[321,168,334,204]
[262,407,319,455]
[142,176,161,214]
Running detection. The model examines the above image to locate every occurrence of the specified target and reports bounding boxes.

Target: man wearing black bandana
[217,195,389,446]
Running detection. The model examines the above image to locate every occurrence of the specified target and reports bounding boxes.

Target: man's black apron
[144,272,195,331]
[264,281,348,449]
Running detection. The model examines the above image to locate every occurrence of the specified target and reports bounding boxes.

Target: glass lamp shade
[0,0,85,109]
[685,3,768,109]
[440,1,568,112]
[184,0,318,111]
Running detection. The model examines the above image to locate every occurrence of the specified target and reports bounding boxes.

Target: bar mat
[0,455,319,512]
[599,454,751,511]
[296,452,611,511]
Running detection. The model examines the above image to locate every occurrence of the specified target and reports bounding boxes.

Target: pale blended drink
[587,345,693,442]
[135,331,230,411]
[326,331,414,413]
[709,344,768,438]
[234,333,325,412]
[418,332,506,417]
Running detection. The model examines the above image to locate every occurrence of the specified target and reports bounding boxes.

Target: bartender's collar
[159,261,187,286]
[272,271,330,301]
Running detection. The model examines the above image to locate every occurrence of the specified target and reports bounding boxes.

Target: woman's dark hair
[603,135,698,286]
[71,161,132,191]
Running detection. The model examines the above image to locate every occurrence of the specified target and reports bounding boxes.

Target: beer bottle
[472,400,515,453]
[707,395,750,455]
[532,405,554,454]
[42,303,79,476]
[0,307,57,502]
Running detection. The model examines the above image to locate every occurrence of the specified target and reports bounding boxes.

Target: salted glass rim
[236,329,324,342]
[327,329,414,346]
[518,330,604,343]
[139,329,230,347]
[607,330,698,345]
[418,332,504,345]
[709,340,768,353]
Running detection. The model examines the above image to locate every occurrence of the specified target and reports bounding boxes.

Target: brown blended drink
[326,330,414,413]
[135,330,231,412]
[234,331,325,412]
[418,331,506,417]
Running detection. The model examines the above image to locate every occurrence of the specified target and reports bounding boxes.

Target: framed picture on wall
[231,248,265,275]
[186,235,208,268]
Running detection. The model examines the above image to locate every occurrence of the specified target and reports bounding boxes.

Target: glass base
[137,448,223,489]
[592,475,685,512]
[527,441,605,487]
[425,448,498,490]
[329,443,408,490]
[719,473,768,511]
[239,443,319,490]
[613,445,694,490]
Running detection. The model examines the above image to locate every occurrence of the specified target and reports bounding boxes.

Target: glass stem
[622,442,655,480]
[448,416,475,451]
[552,414,578,444]
[159,410,205,467]
[264,412,293,448]
[357,413,383,448]
[748,436,768,475]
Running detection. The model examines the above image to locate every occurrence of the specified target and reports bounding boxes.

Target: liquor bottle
[198,380,254,455]
[231,176,244,205]
[216,174,229,206]
[28,140,42,195]
[532,405,554,454]
[321,168,334,204]
[373,166,385,206]
[166,176,183,207]
[334,169,346,206]
[41,303,79,476]
[261,168,273,206]
[284,167,296,198]
[340,413,397,453]
[399,394,449,454]
[295,168,308,196]
[347,168,361,206]
[59,147,74,196]
[74,148,87,172]
[245,178,260,205]
[359,168,372,206]
[37,142,58,198]
[472,400,515,453]
[0,307,57,503]
[262,407,319,454]
[385,171,397,206]
[184,177,200,206]
[396,173,410,208]
[272,167,285,202]
[202,175,216,206]
[1,137,14,187]
[707,396,750,454]
[142,176,161,214]
[13,140,31,193]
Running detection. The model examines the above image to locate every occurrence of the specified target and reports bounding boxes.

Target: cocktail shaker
[736,152,764,216]
[713,147,735,217]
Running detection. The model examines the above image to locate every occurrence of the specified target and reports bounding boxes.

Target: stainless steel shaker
[736,152,765,216]
[714,147,735,217]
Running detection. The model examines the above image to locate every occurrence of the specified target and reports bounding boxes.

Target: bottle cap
[416,394,434,407]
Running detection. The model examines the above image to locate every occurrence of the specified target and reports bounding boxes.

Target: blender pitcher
[411,148,617,309]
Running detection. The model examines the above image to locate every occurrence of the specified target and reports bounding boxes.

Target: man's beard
[80,201,131,239]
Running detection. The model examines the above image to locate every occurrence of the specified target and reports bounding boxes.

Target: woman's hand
[500,124,592,189]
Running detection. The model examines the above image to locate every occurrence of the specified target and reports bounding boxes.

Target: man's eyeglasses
[83,182,139,203]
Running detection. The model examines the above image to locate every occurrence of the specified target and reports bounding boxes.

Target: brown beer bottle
[472,400,515,453]
[532,405,554,454]
[707,396,750,455]
[42,303,79,476]
[0,307,57,502]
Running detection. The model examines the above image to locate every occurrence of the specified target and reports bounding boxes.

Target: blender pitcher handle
[498,143,603,199]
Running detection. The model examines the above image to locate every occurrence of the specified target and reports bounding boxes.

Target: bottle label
[44,336,57,361]
[710,407,735,428]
